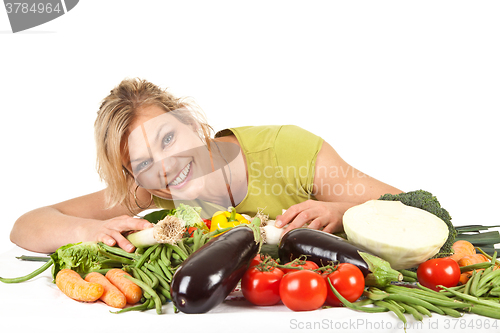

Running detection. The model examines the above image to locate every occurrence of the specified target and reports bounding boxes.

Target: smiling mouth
[168,162,192,187]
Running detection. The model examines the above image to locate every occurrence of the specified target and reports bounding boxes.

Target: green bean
[157,285,172,300]
[158,292,167,304]
[402,276,417,282]
[386,299,405,313]
[98,242,140,260]
[363,289,389,301]
[399,269,418,279]
[374,300,407,326]
[399,302,423,321]
[124,275,163,315]
[384,294,445,315]
[128,267,153,299]
[160,245,171,266]
[439,306,462,318]
[151,261,167,280]
[353,299,374,306]
[470,269,484,296]
[141,267,159,289]
[206,227,232,237]
[385,287,471,309]
[412,304,432,317]
[460,262,492,273]
[98,259,125,269]
[174,242,189,260]
[135,244,160,269]
[474,285,491,298]
[415,283,460,299]
[135,247,146,255]
[0,259,53,283]
[98,248,135,265]
[394,285,449,300]
[157,257,173,281]
[477,269,500,290]
[327,279,387,313]
[192,229,202,252]
[149,269,170,291]
[144,262,166,281]
[149,244,163,263]
[133,267,153,286]
[16,255,51,262]
[171,252,181,261]
[439,285,500,310]
[468,304,500,319]
[111,299,152,314]
[463,272,474,295]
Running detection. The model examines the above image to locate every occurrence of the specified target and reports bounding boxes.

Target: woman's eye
[136,159,152,172]
[162,133,174,146]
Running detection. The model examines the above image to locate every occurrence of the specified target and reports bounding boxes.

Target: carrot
[459,271,474,285]
[458,253,490,267]
[85,272,127,309]
[105,269,142,304]
[449,240,476,262]
[56,269,103,302]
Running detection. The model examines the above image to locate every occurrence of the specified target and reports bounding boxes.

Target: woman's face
[125,105,212,201]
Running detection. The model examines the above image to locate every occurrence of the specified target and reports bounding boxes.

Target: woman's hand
[85,215,153,252]
[275,200,354,234]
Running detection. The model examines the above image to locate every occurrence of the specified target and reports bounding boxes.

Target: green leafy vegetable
[142,204,206,230]
[50,242,113,281]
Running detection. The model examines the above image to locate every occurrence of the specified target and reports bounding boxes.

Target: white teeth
[170,163,191,186]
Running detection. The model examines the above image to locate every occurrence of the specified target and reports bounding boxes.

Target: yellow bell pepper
[210,207,249,232]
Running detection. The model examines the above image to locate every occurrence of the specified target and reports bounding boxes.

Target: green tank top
[152,125,324,220]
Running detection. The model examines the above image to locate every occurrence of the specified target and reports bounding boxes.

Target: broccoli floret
[378,190,456,257]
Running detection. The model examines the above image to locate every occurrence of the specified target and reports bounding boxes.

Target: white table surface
[1,246,500,333]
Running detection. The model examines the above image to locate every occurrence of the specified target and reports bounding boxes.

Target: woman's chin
[168,178,206,201]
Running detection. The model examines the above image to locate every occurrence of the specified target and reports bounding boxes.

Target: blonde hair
[94,78,213,211]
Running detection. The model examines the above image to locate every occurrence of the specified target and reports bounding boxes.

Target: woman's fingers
[97,216,153,252]
[277,200,342,234]
[275,200,312,228]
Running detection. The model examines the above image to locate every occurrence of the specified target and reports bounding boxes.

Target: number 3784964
[5,2,62,14]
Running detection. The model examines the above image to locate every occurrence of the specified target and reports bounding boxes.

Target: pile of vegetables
[2,189,500,325]
[0,205,230,314]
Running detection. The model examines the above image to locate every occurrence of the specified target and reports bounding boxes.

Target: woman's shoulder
[215,125,321,152]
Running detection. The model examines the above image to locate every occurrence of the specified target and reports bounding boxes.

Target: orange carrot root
[458,253,489,267]
[85,272,127,309]
[449,240,476,262]
[105,269,142,304]
[56,269,103,302]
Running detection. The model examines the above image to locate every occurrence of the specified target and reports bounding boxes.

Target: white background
[0,1,499,254]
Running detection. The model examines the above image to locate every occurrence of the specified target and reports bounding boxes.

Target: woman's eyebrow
[153,123,172,144]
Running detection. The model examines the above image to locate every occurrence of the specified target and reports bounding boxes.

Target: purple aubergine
[278,228,372,276]
[170,225,260,314]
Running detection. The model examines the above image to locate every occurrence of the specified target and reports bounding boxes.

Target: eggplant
[170,222,261,314]
[278,228,372,276]
[278,228,403,287]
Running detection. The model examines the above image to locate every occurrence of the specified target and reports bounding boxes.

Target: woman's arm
[10,187,154,254]
[275,141,402,233]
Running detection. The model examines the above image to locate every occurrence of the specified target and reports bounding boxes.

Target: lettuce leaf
[50,242,106,281]
[142,204,207,231]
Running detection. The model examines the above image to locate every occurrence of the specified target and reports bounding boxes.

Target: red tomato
[186,227,198,237]
[417,257,461,291]
[323,263,365,306]
[241,266,284,306]
[279,270,327,311]
[280,260,319,274]
[249,255,263,268]
[202,219,211,230]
